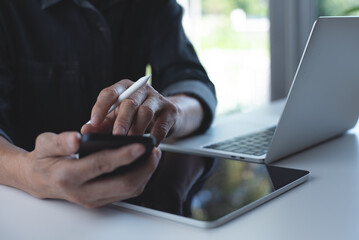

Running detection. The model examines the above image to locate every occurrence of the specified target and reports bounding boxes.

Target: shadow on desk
[274,133,359,169]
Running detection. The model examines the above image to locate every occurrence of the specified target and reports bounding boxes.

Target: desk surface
[1,101,359,240]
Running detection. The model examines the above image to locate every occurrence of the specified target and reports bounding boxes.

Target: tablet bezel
[111,150,309,228]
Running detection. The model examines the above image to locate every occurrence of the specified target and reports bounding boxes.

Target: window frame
[269,0,318,100]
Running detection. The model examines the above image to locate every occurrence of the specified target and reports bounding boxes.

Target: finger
[150,112,176,145]
[91,80,132,126]
[73,143,146,182]
[80,148,161,206]
[127,97,160,136]
[81,112,116,135]
[35,132,81,157]
[112,90,148,135]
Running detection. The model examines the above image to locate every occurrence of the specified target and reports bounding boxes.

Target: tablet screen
[114,150,309,227]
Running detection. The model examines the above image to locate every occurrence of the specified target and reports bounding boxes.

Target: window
[178,0,359,115]
[178,0,270,115]
[270,0,359,101]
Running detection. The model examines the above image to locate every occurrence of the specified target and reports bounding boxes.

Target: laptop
[161,16,359,164]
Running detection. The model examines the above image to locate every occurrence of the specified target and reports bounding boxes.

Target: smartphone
[78,134,156,174]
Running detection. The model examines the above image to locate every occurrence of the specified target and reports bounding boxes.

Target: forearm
[167,94,204,138]
[0,136,30,192]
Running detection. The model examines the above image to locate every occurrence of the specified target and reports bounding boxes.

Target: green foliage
[342,6,359,15]
[199,1,269,50]
[202,0,234,15]
[317,0,359,16]
[202,0,268,16]
[200,23,269,50]
[234,0,268,16]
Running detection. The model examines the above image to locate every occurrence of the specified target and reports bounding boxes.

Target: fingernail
[154,149,162,159]
[68,132,81,143]
[68,133,81,152]
[131,144,146,158]
[114,126,126,135]
[75,132,82,140]
[91,115,99,126]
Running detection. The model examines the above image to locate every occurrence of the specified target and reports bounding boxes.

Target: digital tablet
[111,150,309,228]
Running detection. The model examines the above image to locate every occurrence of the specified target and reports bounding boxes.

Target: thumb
[35,132,81,157]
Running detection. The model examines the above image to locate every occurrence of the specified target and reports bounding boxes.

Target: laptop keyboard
[204,127,276,156]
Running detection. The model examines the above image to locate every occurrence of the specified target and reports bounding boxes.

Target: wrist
[168,97,184,137]
[167,94,204,138]
[0,137,34,195]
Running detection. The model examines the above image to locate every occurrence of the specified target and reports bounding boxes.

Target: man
[0,0,217,208]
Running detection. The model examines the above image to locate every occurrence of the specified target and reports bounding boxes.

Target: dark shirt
[0,0,217,151]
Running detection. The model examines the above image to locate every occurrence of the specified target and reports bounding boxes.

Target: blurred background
[176,0,359,116]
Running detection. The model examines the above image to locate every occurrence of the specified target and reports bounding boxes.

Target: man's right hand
[22,132,161,208]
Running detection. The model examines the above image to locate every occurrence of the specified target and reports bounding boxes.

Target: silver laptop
[161,16,359,164]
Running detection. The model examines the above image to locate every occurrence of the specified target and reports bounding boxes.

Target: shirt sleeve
[0,12,14,143]
[148,0,217,134]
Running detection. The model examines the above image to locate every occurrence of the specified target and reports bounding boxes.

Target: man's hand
[22,132,161,208]
[81,79,204,144]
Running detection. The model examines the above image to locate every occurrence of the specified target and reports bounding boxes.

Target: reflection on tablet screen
[115,150,309,228]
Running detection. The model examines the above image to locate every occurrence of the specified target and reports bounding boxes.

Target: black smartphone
[78,134,156,175]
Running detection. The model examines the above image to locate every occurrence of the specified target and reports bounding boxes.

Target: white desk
[1,101,359,240]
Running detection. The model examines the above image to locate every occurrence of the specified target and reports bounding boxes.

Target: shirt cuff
[161,80,217,134]
[0,128,13,144]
